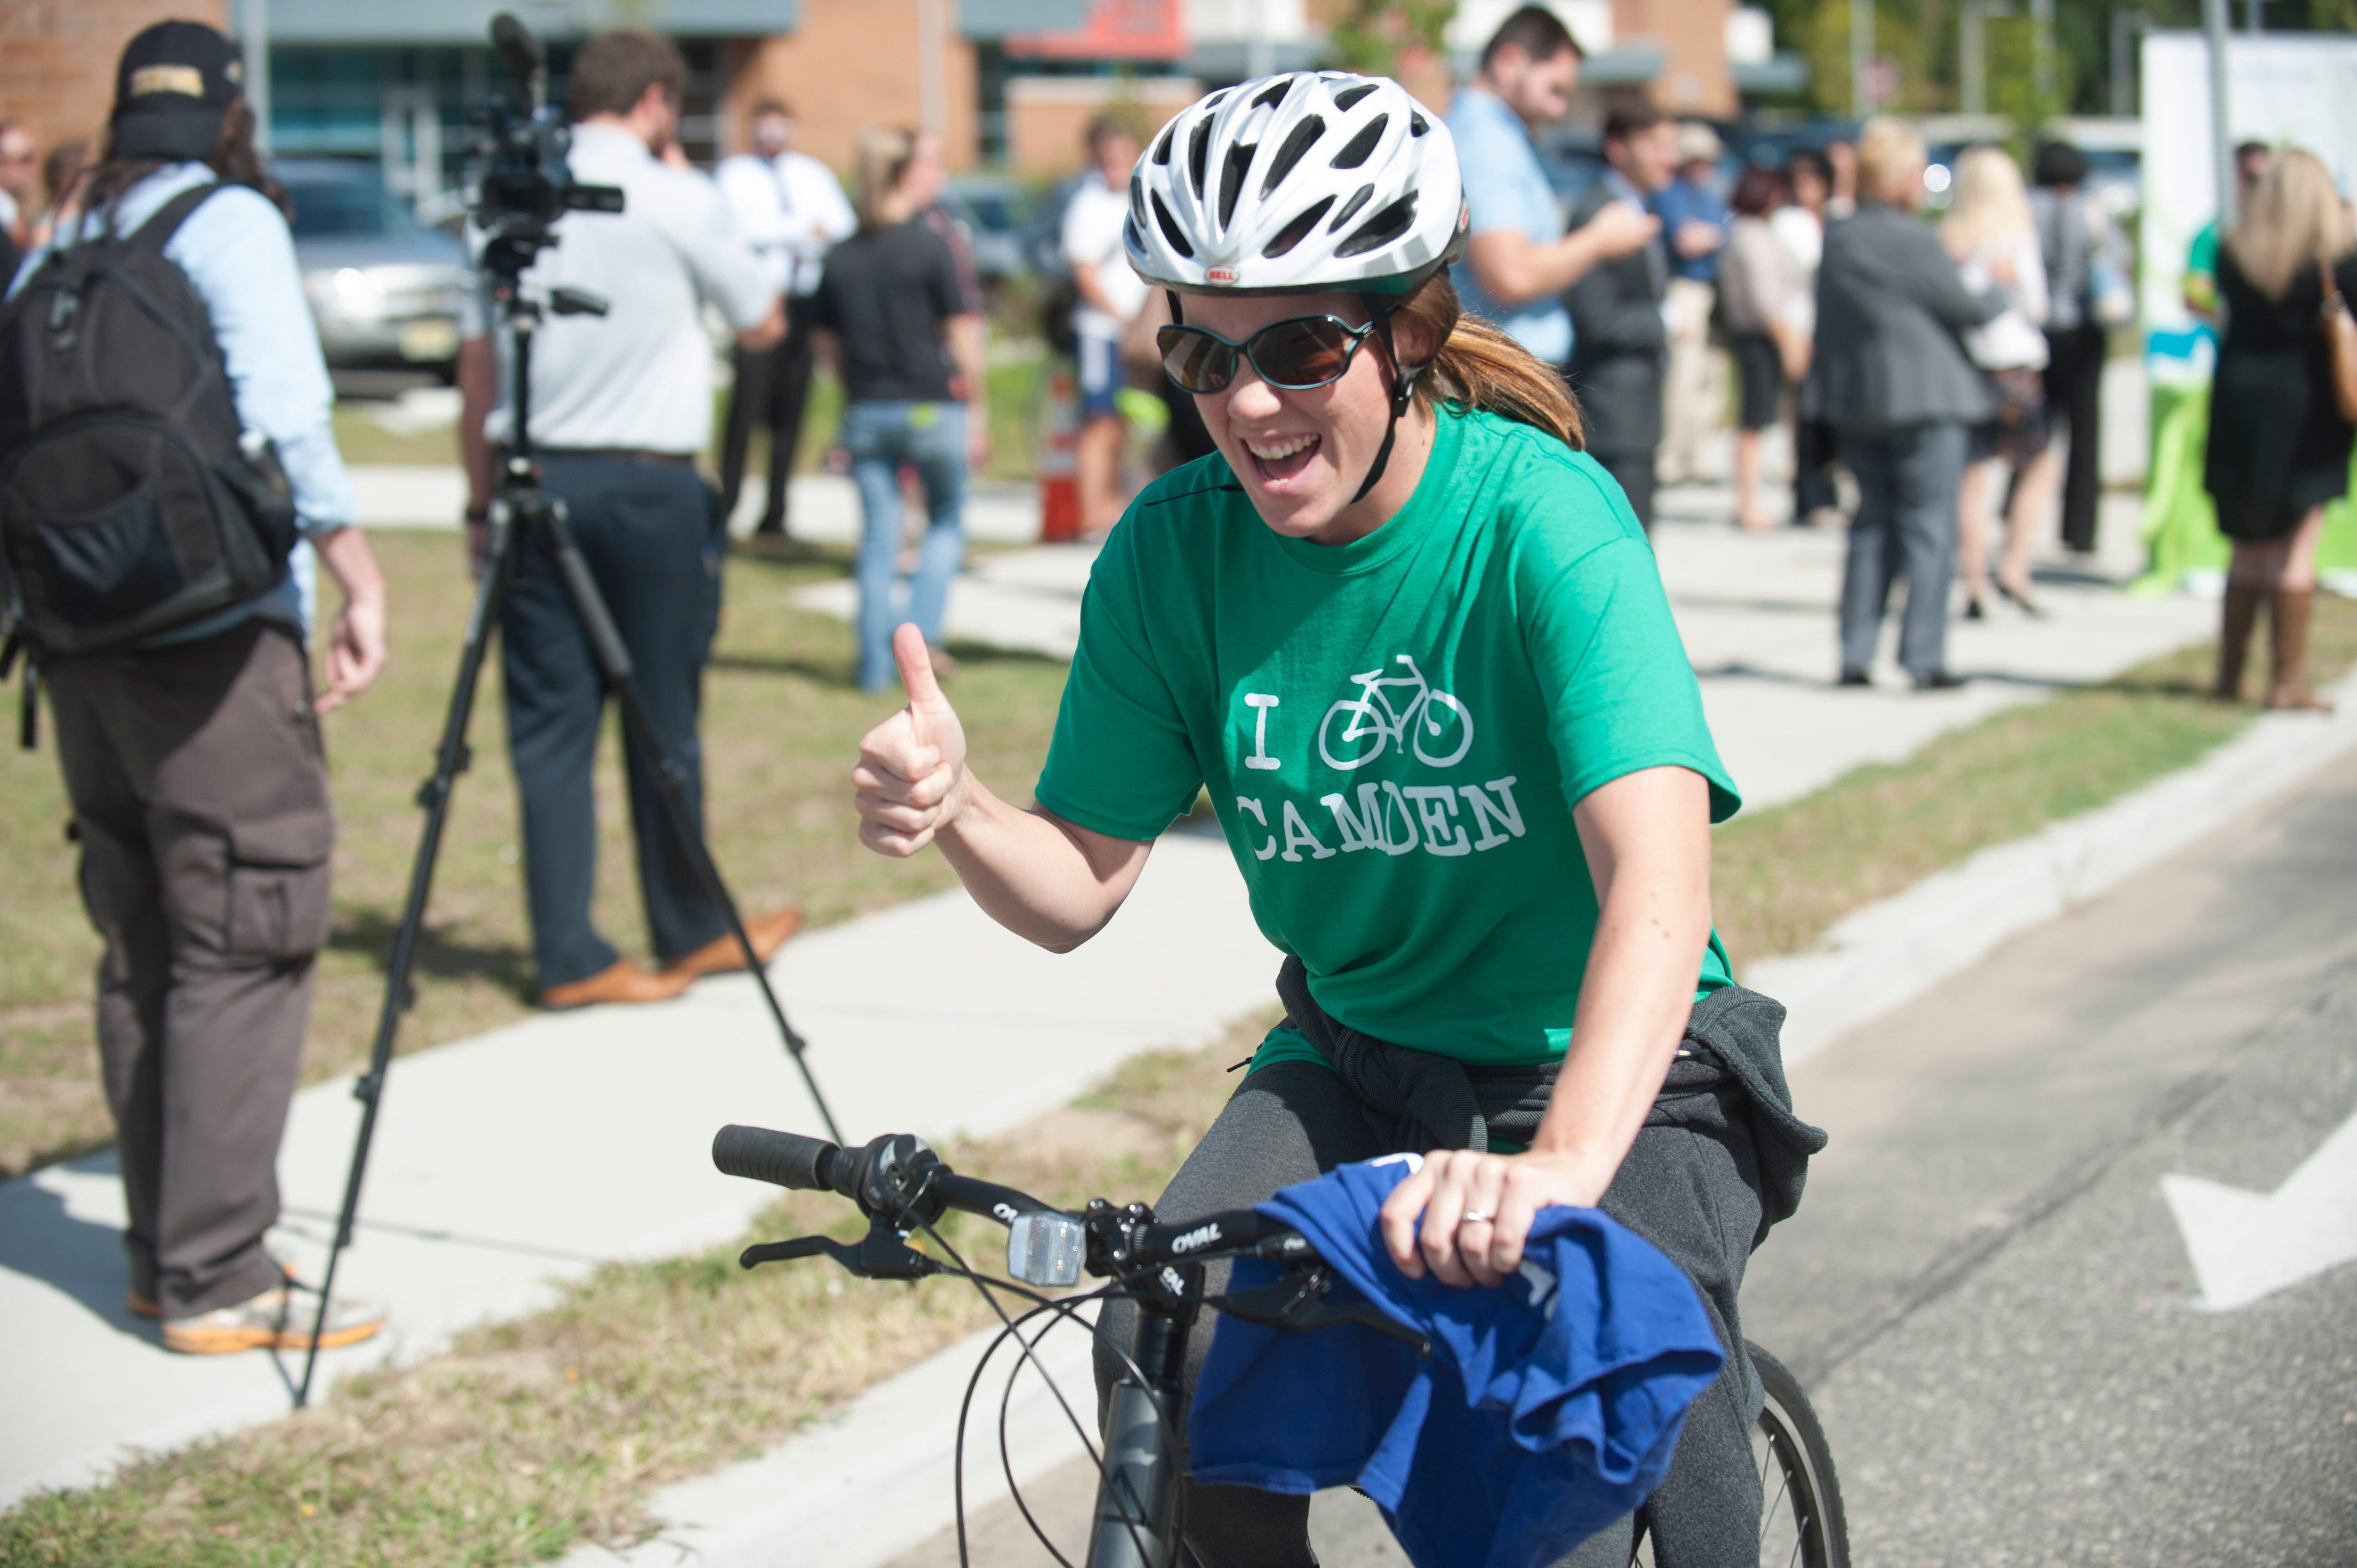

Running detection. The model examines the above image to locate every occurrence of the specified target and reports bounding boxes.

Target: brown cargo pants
[45,620,336,1319]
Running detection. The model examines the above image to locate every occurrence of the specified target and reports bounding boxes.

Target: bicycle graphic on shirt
[1318,654,1476,771]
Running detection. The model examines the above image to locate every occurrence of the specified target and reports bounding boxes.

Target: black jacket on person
[1565,182,1670,458]
[1804,201,2004,432]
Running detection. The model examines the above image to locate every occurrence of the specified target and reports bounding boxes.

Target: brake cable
[884,1168,1187,1568]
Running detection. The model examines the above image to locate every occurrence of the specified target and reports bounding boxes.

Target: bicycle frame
[1090,1267,1199,1568]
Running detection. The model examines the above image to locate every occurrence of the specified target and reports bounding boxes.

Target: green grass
[1711,596,2357,968]
[0,1026,1254,1568]
[331,355,1053,482]
[0,532,1074,1178]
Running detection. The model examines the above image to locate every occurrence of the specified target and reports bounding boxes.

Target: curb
[558,1311,1099,1568]
[1746,667,2357,1067]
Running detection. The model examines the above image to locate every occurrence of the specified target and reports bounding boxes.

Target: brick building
[0,0,228,168]
[0,0,1798,200]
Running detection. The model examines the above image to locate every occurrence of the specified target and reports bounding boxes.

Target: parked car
[277,159,467,374]
[938,174,1033,285]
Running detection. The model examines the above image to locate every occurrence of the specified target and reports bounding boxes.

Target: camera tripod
[294,275,845,1409]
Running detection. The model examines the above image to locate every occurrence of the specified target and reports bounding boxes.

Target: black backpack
[0,183,299,662]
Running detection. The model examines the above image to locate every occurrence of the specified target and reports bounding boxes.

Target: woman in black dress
[2206,147,2357,710]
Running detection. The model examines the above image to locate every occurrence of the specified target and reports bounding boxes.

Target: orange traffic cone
[1038,363,1082,543]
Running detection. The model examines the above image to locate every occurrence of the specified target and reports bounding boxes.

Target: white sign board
[2141,31,2357,381]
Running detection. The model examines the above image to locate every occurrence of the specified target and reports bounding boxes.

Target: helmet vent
[1151,124,1175,165]
[1262,196,1335,258]
[1218,142,1256,228]
[1410,113,1429,136]
[1252,79,1291,110]
[1332,82,1378,112]
[1151,192,1196,257]
[1187,119,1213,198]
[1327,183,1375,233]
[1129,174,1146,226]
[1335,192,1417,257]
[1260,116,1326,197]
[1329,115,1387,170]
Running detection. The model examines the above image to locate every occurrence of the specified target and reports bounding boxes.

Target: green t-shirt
[1034,406,1741,1068]
[2187,220,2221,281]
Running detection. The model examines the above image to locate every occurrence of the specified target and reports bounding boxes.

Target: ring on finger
[1459,1209,1493,1227]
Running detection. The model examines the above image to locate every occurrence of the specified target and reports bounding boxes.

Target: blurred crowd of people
[1425,5,2357,703]
[0,119,96,281]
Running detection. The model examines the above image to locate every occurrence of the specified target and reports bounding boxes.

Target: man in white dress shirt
[716,100,856,540]
[454,32,799,1009]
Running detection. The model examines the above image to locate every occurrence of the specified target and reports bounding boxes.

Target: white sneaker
[162,1286,386,1355]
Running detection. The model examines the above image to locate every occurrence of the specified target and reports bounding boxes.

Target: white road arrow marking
[2162,1106,2357,1311]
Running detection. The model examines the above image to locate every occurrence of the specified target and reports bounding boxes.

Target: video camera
[469,13,623,282]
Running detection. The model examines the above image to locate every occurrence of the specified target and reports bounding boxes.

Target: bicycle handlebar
[712,1123,1317,1279]
[712,1124,843,1194]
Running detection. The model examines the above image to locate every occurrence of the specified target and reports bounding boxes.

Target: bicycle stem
[1088,1263,1201,1568]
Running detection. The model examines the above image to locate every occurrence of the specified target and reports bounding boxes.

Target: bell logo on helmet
[1206,266,1239,286]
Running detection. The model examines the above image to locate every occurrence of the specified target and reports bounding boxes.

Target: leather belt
[536,447,697,467]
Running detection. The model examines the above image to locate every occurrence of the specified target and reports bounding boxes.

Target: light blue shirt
[1444,86,1572,365]
[9,163,355,642]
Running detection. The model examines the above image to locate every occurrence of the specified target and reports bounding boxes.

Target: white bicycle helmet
[1124,71,1468,297]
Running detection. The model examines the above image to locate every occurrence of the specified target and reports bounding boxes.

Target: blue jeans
[844,400,967,690]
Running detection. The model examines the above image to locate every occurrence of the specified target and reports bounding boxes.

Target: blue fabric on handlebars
[1188,1155,1723,1568]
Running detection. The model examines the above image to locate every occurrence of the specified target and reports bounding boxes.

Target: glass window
[286,181,420,238]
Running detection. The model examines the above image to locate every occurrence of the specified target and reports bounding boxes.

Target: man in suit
[1566,104,1678,533]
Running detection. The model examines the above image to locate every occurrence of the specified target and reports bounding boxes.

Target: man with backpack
[1,20,389,1353]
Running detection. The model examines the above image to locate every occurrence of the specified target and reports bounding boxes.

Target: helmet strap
[1350,293,1425,505]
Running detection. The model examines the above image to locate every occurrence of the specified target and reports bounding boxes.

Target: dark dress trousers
[1807,203,2004,679]
[501,455,729,988]
[1565,183,1670,530]
[718,301,819,537]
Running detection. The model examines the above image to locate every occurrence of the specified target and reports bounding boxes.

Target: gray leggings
[1094,1060,1766,1568]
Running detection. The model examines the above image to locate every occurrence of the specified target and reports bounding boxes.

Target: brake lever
[1218,1267,1429,1354]
[739,1218,941,1281]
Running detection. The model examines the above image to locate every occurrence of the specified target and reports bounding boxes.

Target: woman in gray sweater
[1806,117,2006,689]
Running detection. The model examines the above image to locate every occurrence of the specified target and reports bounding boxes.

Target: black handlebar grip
[713,1125,840,1190]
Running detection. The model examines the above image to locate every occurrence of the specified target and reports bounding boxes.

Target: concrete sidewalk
[0,462,2212,1512]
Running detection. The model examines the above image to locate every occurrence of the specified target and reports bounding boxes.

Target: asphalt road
[890,752,2357,1567]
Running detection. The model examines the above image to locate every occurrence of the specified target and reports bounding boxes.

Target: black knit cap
[111,20,243,159]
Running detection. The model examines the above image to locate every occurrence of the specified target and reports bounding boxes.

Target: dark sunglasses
[1156,314,1378,395]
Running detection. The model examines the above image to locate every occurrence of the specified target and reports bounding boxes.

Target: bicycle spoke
[1759,1461,1791,1550]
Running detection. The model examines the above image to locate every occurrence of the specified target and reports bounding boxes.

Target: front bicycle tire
[1748,1344,1848,1568]
[1630,1343,1847,1568]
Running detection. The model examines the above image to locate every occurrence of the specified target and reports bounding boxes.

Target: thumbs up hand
[855,624,972,857]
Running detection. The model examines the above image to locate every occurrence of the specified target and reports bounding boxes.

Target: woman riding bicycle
[854,72,1816,1568]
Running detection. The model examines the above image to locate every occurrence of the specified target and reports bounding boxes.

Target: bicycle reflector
[1006,1213,1087,1287]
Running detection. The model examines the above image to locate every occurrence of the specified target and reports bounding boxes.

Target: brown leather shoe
[662,907,805,982]
[538,958,695,1010]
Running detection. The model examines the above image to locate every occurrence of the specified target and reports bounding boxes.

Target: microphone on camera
[491,13,543,80]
